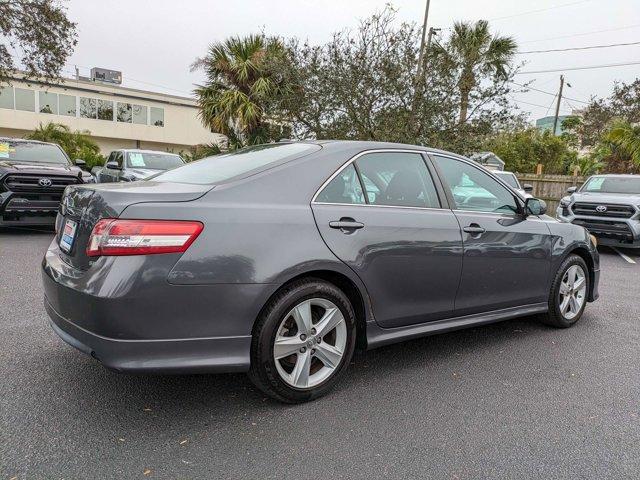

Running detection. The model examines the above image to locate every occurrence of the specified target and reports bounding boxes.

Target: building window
[97,99,114,120]
[117,102,132,122]
[0,87,13,109]
[39,91,58,114]
[59,94,76,116]
[80,97,97,118]
[150,106,164,127]
[15,88,35,112]
[132,104,147,125]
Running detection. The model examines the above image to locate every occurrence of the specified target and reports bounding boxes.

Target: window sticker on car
[0,142,9,158]
[129,152,146,167]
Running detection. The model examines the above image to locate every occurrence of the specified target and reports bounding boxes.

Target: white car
[492,171,533,198]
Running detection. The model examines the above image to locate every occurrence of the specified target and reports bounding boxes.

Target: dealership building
[0,68,224,154]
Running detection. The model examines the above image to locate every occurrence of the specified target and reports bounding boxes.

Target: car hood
[0,160,82,177]
[570,191,640,205]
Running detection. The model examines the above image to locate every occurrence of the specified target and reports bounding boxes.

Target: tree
[432,20,517,124]
[193,35,291,148]
[26,122,104,169]
[0,0,77,83]
[482,128,578,174]
[278,6,523,154]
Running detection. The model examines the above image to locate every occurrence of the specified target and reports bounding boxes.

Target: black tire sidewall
[250,279,356,403]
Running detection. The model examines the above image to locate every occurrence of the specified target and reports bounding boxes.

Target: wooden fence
[515,174,586,212]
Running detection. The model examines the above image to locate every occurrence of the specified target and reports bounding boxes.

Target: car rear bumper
[45,297,251,373]
[41,238,276,373]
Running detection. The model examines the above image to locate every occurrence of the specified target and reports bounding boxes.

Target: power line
[519,23,640,44]
[510,81,590,104]
[517,40,640,54]
[516,60,640,75]
[489,0,593,22]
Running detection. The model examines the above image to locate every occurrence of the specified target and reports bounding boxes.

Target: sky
[63,0,640,123]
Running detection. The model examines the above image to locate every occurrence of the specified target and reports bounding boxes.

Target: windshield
[494,172,520,189]
[0,140,69,165]
[127,152,184,170]
[152,143,321,184]
[582,176,640,194]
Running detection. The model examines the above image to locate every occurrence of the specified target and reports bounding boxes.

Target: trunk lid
[56,180,211,270]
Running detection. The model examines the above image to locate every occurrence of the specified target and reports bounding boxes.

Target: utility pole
[552,75,565,136]
[414,0,432,88]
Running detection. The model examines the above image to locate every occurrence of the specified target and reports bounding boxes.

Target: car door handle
[329,219,365,230]
[463,224,486,235]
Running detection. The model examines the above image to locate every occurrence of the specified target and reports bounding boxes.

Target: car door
[112,151,124,182]
[431,154,552,316]
[312,150,463,328]
[99,153,114,183]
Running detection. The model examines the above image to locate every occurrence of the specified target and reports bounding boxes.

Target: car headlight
[590,234,598,247]
[559,196,572,207]
[81,174,96,184]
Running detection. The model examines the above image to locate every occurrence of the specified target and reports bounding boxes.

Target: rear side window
[356,152,440,208]
[316,164,365,204]
[152,143,320,184]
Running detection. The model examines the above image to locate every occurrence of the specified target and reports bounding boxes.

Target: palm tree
[435,20,517,124]
[606,120,640,167]
[193,35,289,148]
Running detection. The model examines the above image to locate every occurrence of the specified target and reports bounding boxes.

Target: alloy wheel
[273,298,347,389]
[558,264,587,320]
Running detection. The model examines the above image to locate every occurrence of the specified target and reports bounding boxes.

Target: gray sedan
[42,141,600,403]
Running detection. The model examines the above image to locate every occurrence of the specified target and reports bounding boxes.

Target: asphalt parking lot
[1,228,639,479]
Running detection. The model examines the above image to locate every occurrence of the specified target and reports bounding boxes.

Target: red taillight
[86,219,204,257]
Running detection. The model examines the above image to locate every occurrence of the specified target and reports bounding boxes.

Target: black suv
[0,138,94,227]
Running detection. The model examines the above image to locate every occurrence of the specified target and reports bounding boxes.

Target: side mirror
[523,183,533,193]
[106,161,121,170]
[525,197,547,216]
[74,159,86,168]
[567,186,578,194]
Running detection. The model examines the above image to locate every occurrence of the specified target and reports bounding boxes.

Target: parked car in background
[43,141,599,403]
[492,170,534,197]
[92,149,184,183]
[557,174,640,248]
[0,137,93,227]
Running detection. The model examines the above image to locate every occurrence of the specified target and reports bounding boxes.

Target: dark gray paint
[42,140,600,373]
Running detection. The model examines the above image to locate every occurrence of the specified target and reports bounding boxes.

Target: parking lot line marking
[611,247,636,264]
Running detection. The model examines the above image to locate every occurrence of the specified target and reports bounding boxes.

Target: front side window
[39,91,58,114]
[356,152,440,208]
[15,88,35,112]
[316,164,365,204]
[494,172,520,189]
[434,156,519,214]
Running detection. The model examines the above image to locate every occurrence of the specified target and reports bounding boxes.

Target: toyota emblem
[38,178,53,187]
[595,205,607,213]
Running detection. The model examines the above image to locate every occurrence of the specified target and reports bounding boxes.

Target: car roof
[0,137,57,147]
[588,174,640,177]
[116,149,181,155]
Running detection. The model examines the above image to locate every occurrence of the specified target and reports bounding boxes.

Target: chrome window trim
[311,148,441,209]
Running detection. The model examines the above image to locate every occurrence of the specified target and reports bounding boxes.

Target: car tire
[539,254,589,328]
[249,278,357,403]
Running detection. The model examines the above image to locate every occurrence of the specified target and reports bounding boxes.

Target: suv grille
[572,202,636,218]
[4,174,79,194]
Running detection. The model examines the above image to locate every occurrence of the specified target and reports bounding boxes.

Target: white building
[0,71,224,154]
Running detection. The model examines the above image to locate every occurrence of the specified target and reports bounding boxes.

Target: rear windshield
[0,140,69,165]
[494,172,520,189]
[127,152,183,170]
[582,176,640,194]
[151,143,320,184]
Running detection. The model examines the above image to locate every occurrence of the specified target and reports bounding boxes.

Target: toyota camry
[42,141,600,403]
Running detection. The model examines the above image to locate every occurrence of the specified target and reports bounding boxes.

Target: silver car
[557,174,640,248]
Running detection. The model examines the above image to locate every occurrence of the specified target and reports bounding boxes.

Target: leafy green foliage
[180,143,223,162]
[0,0,77,83]
[482,128,578,174]
[26,122,105,169]
[193,35,291,148]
